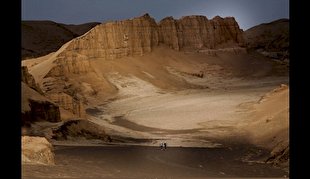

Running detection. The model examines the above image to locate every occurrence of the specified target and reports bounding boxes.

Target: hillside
[243,19,289,60]
[22,20,99,60]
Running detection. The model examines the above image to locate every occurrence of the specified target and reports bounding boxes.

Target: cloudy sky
[22,0,289,30]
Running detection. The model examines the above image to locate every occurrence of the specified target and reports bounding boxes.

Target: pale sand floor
[85,75,288,148]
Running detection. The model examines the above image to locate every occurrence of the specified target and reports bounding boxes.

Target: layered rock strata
[158,15,244,50]
[59,14,244,62]
[47,92,86,118]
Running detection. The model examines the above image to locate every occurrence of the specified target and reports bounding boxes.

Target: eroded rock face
[46,55,92,77]
[159,15,244,50]
[22,82,61,126]
[24,14,246,110]
[22,136,55,165]
[47,92,86,118]
[59,14,244,62]
[65,13,159,60]
[21,66,42,93]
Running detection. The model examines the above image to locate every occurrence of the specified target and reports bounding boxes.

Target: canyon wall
[59,14,244,62]
[158,15,244,50]
[65,13,159,60]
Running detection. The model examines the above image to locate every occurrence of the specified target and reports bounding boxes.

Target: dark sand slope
[22,145,288,179]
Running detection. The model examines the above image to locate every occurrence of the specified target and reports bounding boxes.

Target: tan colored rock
[21,66,42,93]
[22,82,61,125]
[159,15,244,51]
[23,14,246,107]
[22,136,55,165]
[158,16,180,50]
[64,13,159,60]
[242,84,289,168]
[48,92,86,118]
[46,54,92,77]
[57,14,243,63]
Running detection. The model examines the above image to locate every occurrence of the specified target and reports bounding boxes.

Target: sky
[22,0,289,30]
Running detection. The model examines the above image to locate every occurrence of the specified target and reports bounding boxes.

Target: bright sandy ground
[87,74,288,148]
[23,45,288,148]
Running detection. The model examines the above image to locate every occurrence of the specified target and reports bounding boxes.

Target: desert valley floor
[22,15,289,178]
[22,72,289,178]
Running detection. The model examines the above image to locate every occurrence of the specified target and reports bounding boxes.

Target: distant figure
[160,142,163,150]
[163,142,167,150]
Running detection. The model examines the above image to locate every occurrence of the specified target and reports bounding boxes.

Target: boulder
[22,136,55,165]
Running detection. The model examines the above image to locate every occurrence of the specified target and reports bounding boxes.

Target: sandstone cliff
[159,15,244,50]
[65,13,159,60]
[60,14,244,62]
[47,92,86,118]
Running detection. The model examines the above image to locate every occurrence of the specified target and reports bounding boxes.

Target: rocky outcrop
[22,136,55,165]
[45,54,92,77]
[66,13,159,60]
[47,92,86,118]
[21,66,42,93]
[52,120,111,141]
[22,82,61,126]
[23,14,246,108]
[60,14,244,61]
[159,15,244,50]
[266,140,289,169]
